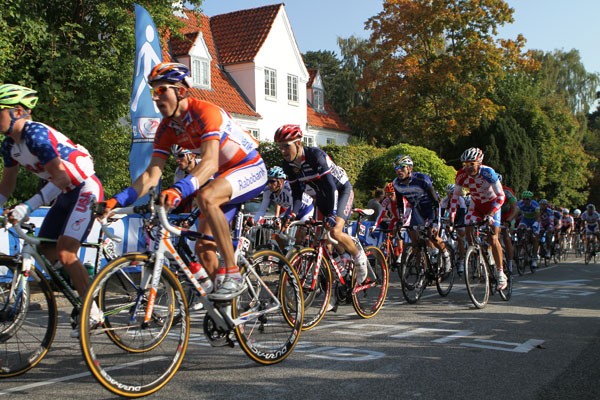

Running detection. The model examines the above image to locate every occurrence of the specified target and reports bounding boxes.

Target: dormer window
[191,57,210,89]
[313,88,324,113]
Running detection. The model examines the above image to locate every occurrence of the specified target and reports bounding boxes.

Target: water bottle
[189,261,214,293]
[486,249,496,267]
[84,262,95,278]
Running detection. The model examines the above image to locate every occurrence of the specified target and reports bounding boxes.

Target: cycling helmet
[539,199,548,205]
[522,190,534,199]
[274,124,303,142]
[393,154,413,170]
[267,166,286,179]
[384,182,395,193]
[148,62,191,86]
[0,84,38,109]
[562,208,570,215]
[497,173,503,182]
[445,183,455,193]
[170,144,192,156]
[460,147,484,163]
[574,209,581,217]
[587,204,596,211]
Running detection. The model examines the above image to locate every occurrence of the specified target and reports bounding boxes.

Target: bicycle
[584,232,598,264]
[78,198,304,398]
[374,226,405,274]
[513,225,534,275]
[463,223,513,309]
[287,210,388,330]
[399,225,455,304]
[0,215,117,378]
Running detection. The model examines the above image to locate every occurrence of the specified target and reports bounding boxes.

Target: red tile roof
[163,11,260,118]
[210,4,283,65]
[307,103,352,133]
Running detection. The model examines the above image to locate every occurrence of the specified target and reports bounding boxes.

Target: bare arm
[130,156,167,198]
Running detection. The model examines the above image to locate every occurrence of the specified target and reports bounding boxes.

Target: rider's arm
[0,164,18,205]
[253,191,272,222]
[489,179,505,215]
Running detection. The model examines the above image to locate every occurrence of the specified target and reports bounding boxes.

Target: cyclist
[537,199,555,260]
[371,182,400,233]
[441,183,466,273]
[559,208,574,249]
[102,62,267,300]
[0,83,104,335]
[517,190,540,269]
[274,124,368,284]
[391,154,452,272]
[249,166,314,248]
[581,204,600,255]
[449,147,507,289]
[171,144,201,213]
[498,175,519,274]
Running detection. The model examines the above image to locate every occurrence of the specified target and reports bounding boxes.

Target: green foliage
[0,0,203,202]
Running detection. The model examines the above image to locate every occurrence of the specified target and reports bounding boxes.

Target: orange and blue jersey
[153,97,259,177]
[1,121,95,191]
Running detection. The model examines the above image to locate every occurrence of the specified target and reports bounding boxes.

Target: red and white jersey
[451,165,505,215]
[153,97,259,175]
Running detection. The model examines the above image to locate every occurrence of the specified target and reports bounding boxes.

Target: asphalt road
[2,255,599,400]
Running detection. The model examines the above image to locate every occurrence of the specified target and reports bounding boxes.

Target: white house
[165,3,352,146]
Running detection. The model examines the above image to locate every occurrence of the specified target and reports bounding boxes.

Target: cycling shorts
[217,159,268,223]
[405,205,435,227]
[38,176,104,242]
[466,200,501,227]
[315,182,354,222]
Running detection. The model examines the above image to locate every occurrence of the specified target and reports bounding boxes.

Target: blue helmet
[148,62,191,86]
[268,166,286,179]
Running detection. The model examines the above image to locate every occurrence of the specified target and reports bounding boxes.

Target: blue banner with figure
[129,3,162,188]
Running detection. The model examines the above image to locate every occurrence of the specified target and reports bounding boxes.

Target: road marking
[520,279,590,286]
[462,338,544,353]
[0,356,168,396]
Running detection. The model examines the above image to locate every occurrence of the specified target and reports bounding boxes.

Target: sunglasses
[150,85,178,97]
[176,153,187,159]
[267,179,278,184]
[394,164,409,171]
[0,105,13,110]
[462,161,479,167]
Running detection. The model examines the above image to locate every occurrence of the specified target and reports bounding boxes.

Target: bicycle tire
[352,246,388,318]
[400,248,427,304]
[287,247,331,330]
[464,247,489,309]
[0,258,57,378]
[515,243,526,276]
[80,253,189,398]
[233,249,304,365]
[436,245,455,297]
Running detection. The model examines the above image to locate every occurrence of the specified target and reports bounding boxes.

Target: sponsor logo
[237,168,266,190]
[133,117,160,140]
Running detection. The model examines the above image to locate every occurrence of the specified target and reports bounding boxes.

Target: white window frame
[191,57,211,89]
[287,74,298,103]
[247,128,260,140]
[264,68,277,99]
[326,137,336,145]
[302,136,315,147]
[313,88,324,112]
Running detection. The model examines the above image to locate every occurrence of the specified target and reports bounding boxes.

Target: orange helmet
[384,182,395,193]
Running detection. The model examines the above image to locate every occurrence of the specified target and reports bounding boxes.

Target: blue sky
[200,0,600,74]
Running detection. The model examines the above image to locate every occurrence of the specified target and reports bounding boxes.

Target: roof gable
[210,4,283,65]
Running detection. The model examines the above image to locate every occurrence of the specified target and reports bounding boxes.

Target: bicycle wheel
[352,246,388,318]
[80,253,188,398]
[0,257,57,378]
[233,250,304,365]
[287,247,331,330]
[436,246,455,297]
[400,247,427,304]
[464,247,489,309]
[515,243,527,276]
[499,252,513,301]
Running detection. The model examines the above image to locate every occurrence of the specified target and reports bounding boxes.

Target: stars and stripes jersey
[283,146,350,216]
[153,97,259,175]
[538,207,555,229]
[450,165,505,215]
[1,121,95,191]
[253,180,314,222]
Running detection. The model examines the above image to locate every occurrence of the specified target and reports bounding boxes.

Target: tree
[0,0,203,203]
[353,0,536,149]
